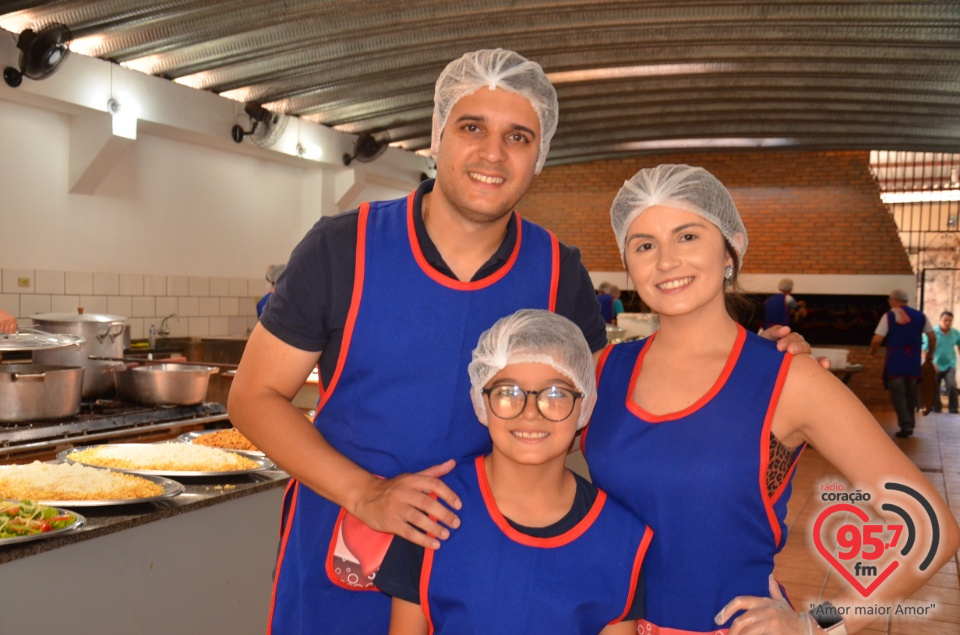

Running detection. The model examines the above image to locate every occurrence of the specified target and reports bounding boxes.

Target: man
[229,49,810,634]
[923,310,960,413]
[870,289,935,437]
[762,277,806,329]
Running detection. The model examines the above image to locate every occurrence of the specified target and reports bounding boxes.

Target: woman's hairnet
[265,263,286,284]
[468,309,596,430]
[610,164,748,267]
[431,49,559,174]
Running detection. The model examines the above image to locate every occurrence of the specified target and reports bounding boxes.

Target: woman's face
[622,205,733,318]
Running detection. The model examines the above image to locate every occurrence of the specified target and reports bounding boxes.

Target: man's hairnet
[468,309,596,429]
[610,164,748,267]
[431,49,559,174]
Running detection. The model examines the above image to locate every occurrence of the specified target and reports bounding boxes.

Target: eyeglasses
[481,384,584,422]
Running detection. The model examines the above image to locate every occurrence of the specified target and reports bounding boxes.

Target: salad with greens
[1,500,80,540]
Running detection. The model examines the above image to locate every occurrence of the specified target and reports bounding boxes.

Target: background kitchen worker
[869,289,935,437]
[763,277,806,330]
[228,49,812,635]
[256,263,286,319]
[923,310,960,413]
[597,281,624,324]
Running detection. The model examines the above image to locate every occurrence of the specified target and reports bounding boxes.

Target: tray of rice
[58,443,275,477]
[178,428,264,457]
[0,461,183,506]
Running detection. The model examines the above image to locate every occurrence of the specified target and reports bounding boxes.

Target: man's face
[431,87,541,226]
[941,315,953,330]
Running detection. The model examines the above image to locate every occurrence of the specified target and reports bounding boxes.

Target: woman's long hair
[723,241,756,325]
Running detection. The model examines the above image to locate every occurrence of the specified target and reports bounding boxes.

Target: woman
[581,164,959,634]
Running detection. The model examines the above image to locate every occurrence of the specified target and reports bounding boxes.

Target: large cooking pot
[115,363,219,406]
[0,364,84,423]
[31,312,127,399]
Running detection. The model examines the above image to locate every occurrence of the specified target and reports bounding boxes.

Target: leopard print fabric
[767,432,798,497]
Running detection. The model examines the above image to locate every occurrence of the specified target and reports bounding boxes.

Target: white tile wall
[2,268,259,340]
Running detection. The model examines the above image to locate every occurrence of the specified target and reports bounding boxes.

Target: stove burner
[0,401,230,461]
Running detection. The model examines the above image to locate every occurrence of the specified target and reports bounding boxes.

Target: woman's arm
[388,597,429,635]
[726,354,960,633]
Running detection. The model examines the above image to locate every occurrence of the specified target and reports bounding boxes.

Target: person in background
[597,282,624,324]
[869,289,935,437]
[583,164,959,634]
[763,277,806,330]
[376,309,651,635]
[923,310,960,414]
[256,263,286,318]
[228,50,811,635]
[0,308,15,333]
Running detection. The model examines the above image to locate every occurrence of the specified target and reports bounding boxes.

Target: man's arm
[228,324,461,549]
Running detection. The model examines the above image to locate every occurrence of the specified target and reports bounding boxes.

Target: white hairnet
[431,49,559,174]
[266,263,286,284]
[610,164,748,267]
[468,309,596,430]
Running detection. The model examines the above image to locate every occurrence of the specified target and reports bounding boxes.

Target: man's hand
[759,325,830,369]
[352,459,462,550]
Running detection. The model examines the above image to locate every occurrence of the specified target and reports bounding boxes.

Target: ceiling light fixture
[882,191,960,204]
[616,137,797,152]
[547,62,736,84]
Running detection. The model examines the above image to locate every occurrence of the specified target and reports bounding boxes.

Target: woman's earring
[723,265,734,280]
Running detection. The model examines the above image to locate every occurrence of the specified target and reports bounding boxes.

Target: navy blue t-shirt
[261,179,607,386]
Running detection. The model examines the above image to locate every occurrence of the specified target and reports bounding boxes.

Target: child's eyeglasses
[481,384,583,422]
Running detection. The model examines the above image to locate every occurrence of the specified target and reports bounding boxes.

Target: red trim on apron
[407,192,525,290]
[475,455,606,547]
[267,479,300,635]
[580,343,615,453]
[758,353,795,546]
[316,201,370,411]
[638,621,728,635]
[627,324,747,423]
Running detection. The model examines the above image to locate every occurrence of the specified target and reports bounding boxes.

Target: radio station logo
[813,481,941,598]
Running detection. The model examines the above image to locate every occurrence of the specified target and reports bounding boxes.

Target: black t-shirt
[374,470,646,621]
[260,179,607,386]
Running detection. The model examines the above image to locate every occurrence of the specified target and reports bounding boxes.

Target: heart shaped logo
[812,503,900,597]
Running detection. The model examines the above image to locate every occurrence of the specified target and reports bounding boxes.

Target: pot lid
[0,328,86,352]
[32,312,127,323]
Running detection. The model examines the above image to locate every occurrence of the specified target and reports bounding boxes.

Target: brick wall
[522,150,913,275]
[521,150,909,411]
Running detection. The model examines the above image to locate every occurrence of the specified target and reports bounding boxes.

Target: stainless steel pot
[115,363,219,406]
[31,312,128,399]
[0,364,84,423]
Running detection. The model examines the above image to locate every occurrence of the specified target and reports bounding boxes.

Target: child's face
[483,361,581,468]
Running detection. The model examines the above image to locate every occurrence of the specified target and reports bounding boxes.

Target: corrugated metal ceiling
[2,0,958,167]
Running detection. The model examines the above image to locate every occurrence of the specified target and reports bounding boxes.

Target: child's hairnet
[610,164,748,267]
[468,309,596,429]
[431,49,559,174]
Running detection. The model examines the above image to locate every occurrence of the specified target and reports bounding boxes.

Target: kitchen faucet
[158,313,176,336]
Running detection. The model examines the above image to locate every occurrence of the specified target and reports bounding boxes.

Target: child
[375,309,652,634]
